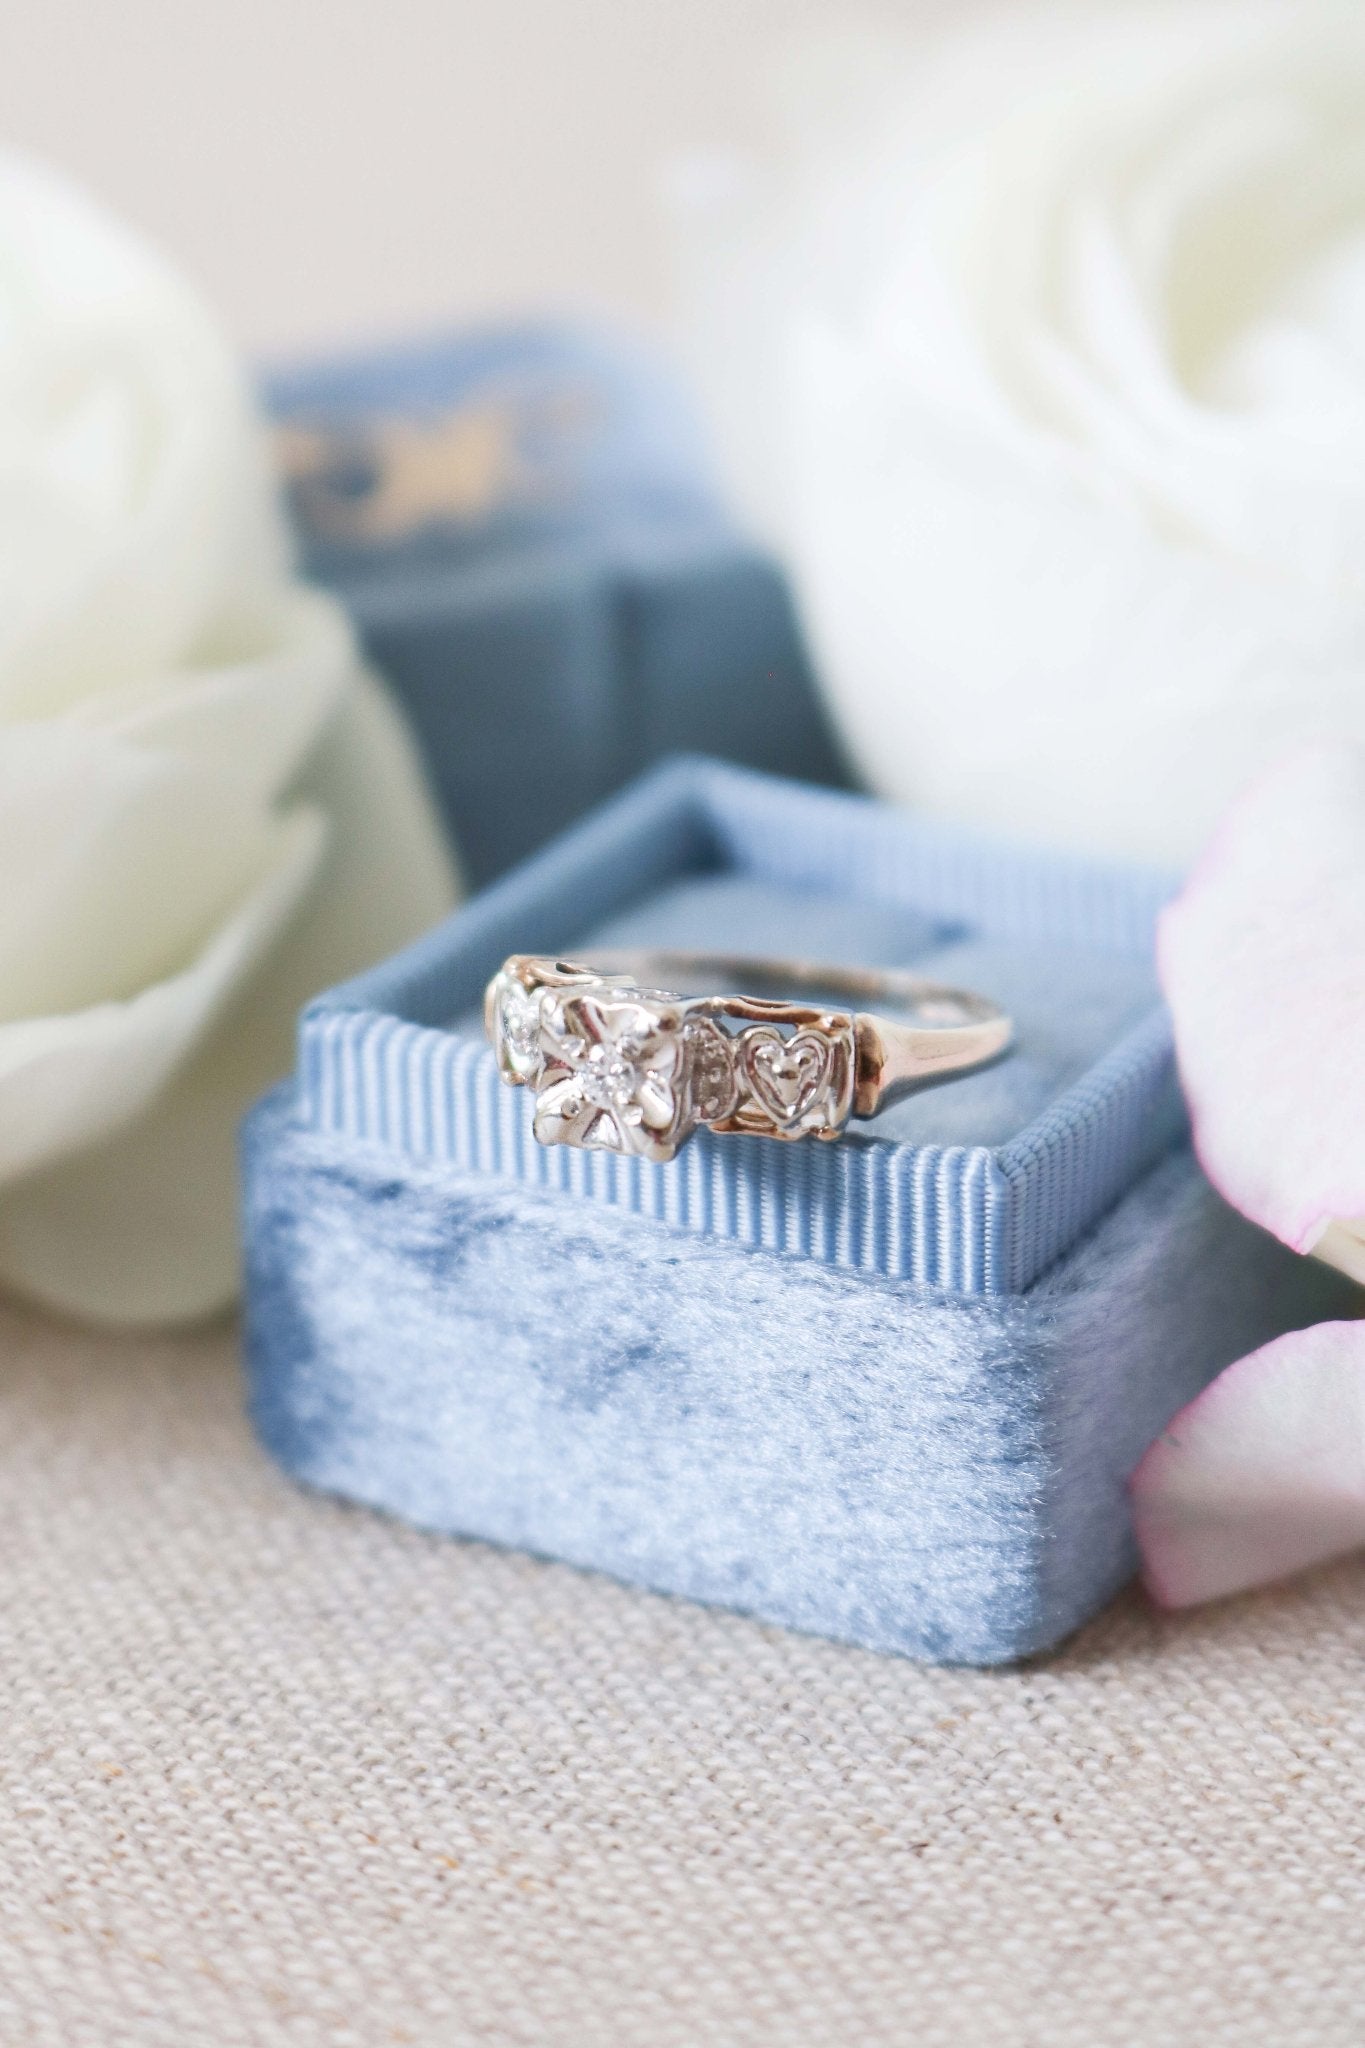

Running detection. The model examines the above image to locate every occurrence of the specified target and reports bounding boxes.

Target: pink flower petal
[1132,1319,1365,1607]
[1158,744,1365,1260]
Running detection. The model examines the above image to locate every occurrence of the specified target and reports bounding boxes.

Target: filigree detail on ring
[739,1027,833,1130]
[483,951,1001,1162]
[684,1018,740,1125]
[532,990,685,1160]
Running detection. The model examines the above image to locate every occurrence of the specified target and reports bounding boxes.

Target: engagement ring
[486,953,1012,1163]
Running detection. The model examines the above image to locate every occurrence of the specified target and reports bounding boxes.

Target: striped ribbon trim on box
[298,1003,1183,1297]
[297,762,1186,1298]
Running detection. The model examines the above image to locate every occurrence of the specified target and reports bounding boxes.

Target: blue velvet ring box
[242,759,1352,1664]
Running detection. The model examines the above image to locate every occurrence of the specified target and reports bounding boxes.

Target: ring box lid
[267,321,722,574]
[264,324,851,889]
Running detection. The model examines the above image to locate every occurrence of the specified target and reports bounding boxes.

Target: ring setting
[486,953,1012,1164]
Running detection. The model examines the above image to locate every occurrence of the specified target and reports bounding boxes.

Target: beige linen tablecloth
[1,1299,1360,2048]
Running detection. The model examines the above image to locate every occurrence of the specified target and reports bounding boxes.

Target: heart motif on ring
[741,1028,830,1127]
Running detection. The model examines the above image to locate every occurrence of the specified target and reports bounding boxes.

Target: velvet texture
[245,1097,1352,1665]
[243,761,1352,1663]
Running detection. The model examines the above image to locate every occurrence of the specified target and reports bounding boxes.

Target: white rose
[681,1,1365,865]
[0,156,456,1324]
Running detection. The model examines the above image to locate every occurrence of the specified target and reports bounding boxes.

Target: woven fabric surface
[1,1300,1362,2048]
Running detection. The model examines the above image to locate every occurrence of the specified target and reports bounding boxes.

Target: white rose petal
[0,670,454,1325]
[0,154,287,714]
[0,804,325,1191]
[0,154,457,1324]
[85,585,352,807]
[682,1,1365,865]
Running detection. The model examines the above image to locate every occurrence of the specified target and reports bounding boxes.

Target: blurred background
[0,0,933,355]
[6,0,1365,1325]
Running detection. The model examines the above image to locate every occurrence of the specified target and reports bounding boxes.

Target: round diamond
[576,1045,640,1109]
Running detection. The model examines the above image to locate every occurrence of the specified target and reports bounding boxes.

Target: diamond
[575,1043,641,1110]
[533,991,687,1159]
